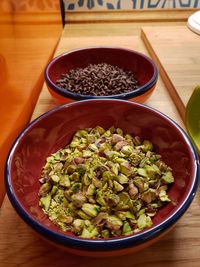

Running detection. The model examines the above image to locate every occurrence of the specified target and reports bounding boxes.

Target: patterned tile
[64,0,200,10]
[168,0,200,8]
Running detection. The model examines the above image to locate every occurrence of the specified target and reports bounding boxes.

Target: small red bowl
[45,47,158,104]
[5,100,199,257]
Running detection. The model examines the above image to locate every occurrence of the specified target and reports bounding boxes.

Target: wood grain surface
[0,3,62,205]
[141,25,200,121]
[1,32,200,267]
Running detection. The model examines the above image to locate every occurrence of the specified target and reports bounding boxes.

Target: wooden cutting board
[141,25,200,120]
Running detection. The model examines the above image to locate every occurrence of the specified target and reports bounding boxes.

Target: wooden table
[1,27,200,267]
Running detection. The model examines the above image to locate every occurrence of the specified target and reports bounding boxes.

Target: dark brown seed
[56,63,139,96]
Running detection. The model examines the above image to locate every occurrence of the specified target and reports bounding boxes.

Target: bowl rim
[5,99,199,252]
[44,46,158,100]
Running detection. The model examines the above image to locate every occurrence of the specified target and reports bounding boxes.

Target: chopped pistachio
[71,172,80,181]
[133,177,145,192]
[111,134,124,145]
[142,140,153,152]
[77,210,91,220]
[86,184,96,196]
[39,182,51,197]
[161,171,174,184]
[122,221,132,235]
[159,190,171,202]
[141,189,157,204]
[51,174,60,183]
[96,190,106,206]
[115,141,129,151]
[76,164,87,176]
[108,194,120,206]
[40,194,51,212]
[82,203,100,217]
[120,162,132,176]
[73,219,84,233]
[117,173,129,184]
[137,168,147,177]
[80,226,99,238]
[50,185,58,196]
[106,215,123,231]
[71,193,87,208]
[59,175,71,188]
[95,126,105,135]
[113,181,124,192]
[137,214,152,230]
[71,182,82,193]
[118,192,130,204]
[39,126,174,238]
[101,229,110,238]
[121,145,134,155]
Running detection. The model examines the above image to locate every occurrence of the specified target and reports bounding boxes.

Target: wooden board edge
[65,9,194,23]
[141,28,186,122]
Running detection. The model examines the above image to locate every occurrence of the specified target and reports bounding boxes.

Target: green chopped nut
[39,126,174,238]
[120,162,132,176]
[71,193,87,208]
[122,221,132,235]
[161,171,174,184]
[159,190,171,202]
[96,190,106,206]
[50,185,58,196]
[137,214,152,230]
[121,145,134,155]
[73,219,84,233]
[77,210,91,220]
[80,226,99,238]
[59,175,71,187]
[106,215,123,231]
[101,229,110,238]
[51,174,60,183]
[142,140,153,152]
[137,168,147,177]
[82,203,100,217]
[71,182,82,193]
[40,194,51,212]
[113,181,124,192]
[86,184,96,196]
[39,183,51,197]
[117,173,129,184]
[141,189,157,204]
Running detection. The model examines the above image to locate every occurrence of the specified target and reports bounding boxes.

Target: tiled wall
[65,0,200,10]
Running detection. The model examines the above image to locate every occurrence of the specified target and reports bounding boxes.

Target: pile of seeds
[56,63,139,96]
[39,126,174,239]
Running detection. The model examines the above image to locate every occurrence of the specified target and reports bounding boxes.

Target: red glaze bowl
[5,100,199,257]
[44,47,158,104]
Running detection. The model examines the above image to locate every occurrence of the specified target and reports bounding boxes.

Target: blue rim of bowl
[5,99,199,252]
[44,46,158,100]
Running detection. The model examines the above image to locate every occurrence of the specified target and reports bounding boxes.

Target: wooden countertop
[1,26,200,267]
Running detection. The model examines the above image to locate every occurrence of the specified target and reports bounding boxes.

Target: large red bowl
[45,47,158,104]
[5,100,199,257]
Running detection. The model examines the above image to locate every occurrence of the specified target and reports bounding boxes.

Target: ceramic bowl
[44,47,158,104]
[5,99,199,257]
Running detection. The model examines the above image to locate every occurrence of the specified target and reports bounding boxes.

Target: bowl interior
[47,48,156,90]
[7,100,196,238]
